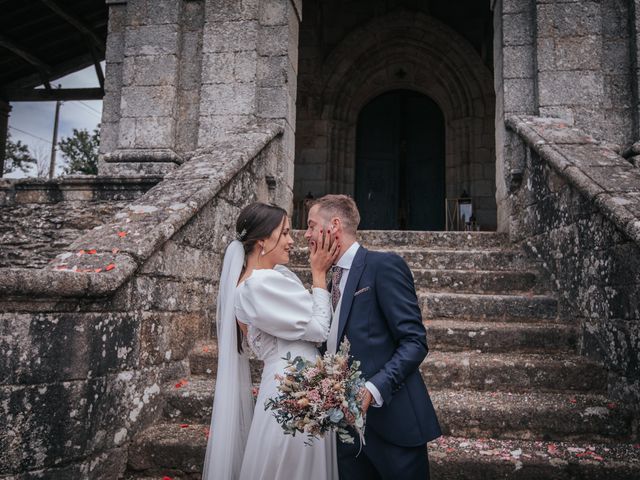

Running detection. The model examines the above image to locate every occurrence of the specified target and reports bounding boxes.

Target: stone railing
[506,116,640,411]
[0,124,283,478]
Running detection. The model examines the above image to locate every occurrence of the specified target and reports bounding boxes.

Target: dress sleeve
[235,269,332,343]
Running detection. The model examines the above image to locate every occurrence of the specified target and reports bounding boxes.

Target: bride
[202,202,340,480]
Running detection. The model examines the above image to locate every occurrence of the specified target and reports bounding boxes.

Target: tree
[59,127,100,175]
[3,133,36,175]
[31,145,51,178]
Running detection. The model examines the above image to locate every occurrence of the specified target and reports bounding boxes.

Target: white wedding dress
[234,265,338,480]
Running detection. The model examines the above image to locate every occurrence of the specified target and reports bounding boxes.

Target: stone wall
[495,0,639,231]
[0,125,282,479]
[506,116,640,410]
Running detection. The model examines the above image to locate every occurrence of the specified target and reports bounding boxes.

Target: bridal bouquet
[264,339,366,444]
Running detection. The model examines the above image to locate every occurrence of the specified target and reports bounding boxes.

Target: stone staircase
[124,231,640,479]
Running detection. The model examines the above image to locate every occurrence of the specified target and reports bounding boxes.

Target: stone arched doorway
[294,10,496,230]
[356,90,445,230]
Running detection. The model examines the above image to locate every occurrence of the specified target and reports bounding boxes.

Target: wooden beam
[1,88,104,102]
[90,46,105,91]
[39,0,106,55]
[0,34,52,76]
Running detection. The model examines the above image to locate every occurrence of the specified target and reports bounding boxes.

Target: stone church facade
[2,0,640,478]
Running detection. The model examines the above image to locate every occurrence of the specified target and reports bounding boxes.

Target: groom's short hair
[313,194,360,235]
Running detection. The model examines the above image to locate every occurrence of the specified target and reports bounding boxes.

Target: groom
[305,194,441,479]
[305,195,441,480]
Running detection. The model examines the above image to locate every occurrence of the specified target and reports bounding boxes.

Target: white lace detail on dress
[246,325,277,361]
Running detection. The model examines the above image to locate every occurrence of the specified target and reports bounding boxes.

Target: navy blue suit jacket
[336,246,441,447]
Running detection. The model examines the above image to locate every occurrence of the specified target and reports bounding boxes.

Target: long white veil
[203,240,254,479]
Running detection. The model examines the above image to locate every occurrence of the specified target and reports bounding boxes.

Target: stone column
[198,0,301,208]
[0,99,11,177]
[100,0,201,176]
[493,0,537,232]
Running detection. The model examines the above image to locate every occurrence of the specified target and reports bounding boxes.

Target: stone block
[0,312,140,385]
[124,24,179,56]
[200,83,256,115]
[135,116,175,149]
[139,311,207,365]
[555,2,603,37]
[130,276,214,312]
[260,0,288,26]
[139,240,221,280]
[201,52,235,84]
[120,86,177,117]
[602,38,629,74]
[502,11,534,46]
[503,0,531,14]
[538,71,604,106]
[117,117,136,148]
[104,61,123,94]
[234,51,258,82]
[197,114,253,143]
[503,78,536,113]
[205,0,260,22]
[556,35,601,71]
[257,25,289,55]
[123,54,178,86]
[178,32,203,89]
[257,55,289,86]
[105,31,124,64]
[202,21,258,53]
[257,86,289,118]
[183,0,206,30]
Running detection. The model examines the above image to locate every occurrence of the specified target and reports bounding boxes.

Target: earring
[261,249,266,256]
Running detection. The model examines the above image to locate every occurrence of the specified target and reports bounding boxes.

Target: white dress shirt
[327,242,384,407]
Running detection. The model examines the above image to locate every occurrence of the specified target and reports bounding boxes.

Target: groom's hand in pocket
[360,387,373,413]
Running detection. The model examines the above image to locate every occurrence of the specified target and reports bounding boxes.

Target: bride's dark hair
[236,202,288,255]
[235,202,288,354]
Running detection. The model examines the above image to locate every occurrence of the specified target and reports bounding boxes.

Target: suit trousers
[337,426,429,480]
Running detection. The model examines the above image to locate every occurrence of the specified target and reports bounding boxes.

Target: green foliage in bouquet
[264,339,366,445]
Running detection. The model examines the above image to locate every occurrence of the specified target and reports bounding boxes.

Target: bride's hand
[310,228,340,287]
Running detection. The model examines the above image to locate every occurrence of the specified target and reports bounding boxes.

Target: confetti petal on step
[105,263,116,271]
[180,424,189,428]
[87,249,97,254]
[117,231,127,237]
[112,247,120,254]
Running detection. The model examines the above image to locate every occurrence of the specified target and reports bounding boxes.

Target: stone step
[127,422,208,475]
[292,230,510,250]
[166,365,617,435]
[163,377,217,424]
[188,341,263,380]
[126,425,640,479]
[423,351,607,393]
[426,319,577,353]
[288,247,531,271]
[420,291,558,321]
[432,390,633,443]
[290,266,545,294]
[430,436,640,480]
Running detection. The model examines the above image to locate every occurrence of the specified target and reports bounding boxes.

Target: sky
[6,64,104,178]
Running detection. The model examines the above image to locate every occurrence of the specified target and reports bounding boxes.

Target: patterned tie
[330,266,344,311]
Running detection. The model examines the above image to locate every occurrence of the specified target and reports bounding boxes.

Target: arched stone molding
[295,10,497,228]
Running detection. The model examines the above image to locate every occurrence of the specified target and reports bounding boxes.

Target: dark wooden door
[355,90,445,230]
